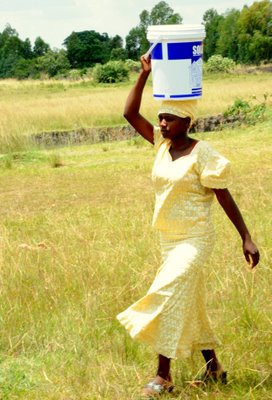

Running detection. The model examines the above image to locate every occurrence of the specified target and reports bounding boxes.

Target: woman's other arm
[213,188,260,268]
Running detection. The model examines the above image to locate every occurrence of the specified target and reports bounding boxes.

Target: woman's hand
[243,235,260,268]
[140,55,152,73]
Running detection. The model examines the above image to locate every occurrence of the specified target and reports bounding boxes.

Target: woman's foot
[143,375,174,398]
[201,366,227,382]
[189,367,227,387]
[196,350,227,386]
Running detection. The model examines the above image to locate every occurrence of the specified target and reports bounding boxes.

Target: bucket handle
[143,37,162,61]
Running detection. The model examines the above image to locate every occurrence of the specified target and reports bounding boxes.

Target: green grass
[0,116,271,398]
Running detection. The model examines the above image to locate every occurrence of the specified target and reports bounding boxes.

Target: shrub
[12,58,39,79]
[125,59,141,73]
[66,69,84,81]
[224,97,266,125]
[92,61,129,83]
[205,55,236,73]
[36,49,71,78]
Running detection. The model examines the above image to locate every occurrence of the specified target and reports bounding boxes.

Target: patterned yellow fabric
[157,100,198,125]
[152,127,231,235]
[117,127,231,359]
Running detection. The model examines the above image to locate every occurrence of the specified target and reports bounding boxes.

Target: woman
[117,55,260,398]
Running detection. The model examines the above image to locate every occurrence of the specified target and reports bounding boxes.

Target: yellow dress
[117,127,231,359]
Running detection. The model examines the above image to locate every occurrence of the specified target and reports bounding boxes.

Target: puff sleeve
[198,143,231,189]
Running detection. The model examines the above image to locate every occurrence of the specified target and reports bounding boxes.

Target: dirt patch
[190,113,244,133]
[235,64,272,74]
[32,125,138,147]
[32,113,245,147]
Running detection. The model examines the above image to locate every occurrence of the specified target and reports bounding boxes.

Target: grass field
[0,111,271,398]
[0,71,272,153]
[0,72,272,399]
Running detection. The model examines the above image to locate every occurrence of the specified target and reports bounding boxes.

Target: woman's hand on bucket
[140,55,152,73]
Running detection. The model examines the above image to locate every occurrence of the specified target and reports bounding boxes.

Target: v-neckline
[167,140,200,162]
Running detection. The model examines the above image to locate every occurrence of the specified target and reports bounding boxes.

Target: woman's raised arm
[123,56,154,144]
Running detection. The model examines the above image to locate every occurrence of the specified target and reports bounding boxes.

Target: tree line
[0,0,271,79]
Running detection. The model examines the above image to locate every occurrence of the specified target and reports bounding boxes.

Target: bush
[224,97,266,125]
[36,49,71,78]
[66,69,84,81]
[92,61,129,83]
[12,58,39,79]
[125,59,141,73]
[205,55,236,73]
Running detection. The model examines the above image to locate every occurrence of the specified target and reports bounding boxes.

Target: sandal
[189,369,227,387]
[143,379,174,398]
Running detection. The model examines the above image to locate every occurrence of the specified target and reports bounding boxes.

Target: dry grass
[0,72,272,153]
[0,118,271,398]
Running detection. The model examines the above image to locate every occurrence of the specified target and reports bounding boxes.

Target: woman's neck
[171,135,191,151]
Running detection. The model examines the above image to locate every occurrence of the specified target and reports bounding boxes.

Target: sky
[0,0,256,49]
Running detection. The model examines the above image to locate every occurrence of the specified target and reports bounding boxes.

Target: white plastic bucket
[146,24,206,101]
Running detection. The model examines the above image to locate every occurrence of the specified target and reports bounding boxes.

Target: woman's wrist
[241,232,252,242]
[140,69,151,77]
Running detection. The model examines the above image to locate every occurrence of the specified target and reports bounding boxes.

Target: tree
[33,36,50,57]
[36,49,70,77]
[110,47,127,61]
[12,58,38,79]
[109,35,123,52]
[0,24,18,48]
[248,29,272,63]
[216,9,240,61]
[0,50,20,78]
[202,9,224,61]
[108,35,127,60]
[0,25,33,77]
[149,1,182,25]
[203,0,272,64]
[125,27,142,60]
[125,1,183,60]
[64,30,112,68]
[237,0,272,63]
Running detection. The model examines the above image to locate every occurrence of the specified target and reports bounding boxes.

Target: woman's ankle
[156,372,171,381]
[201,350,222,373]
[157,354,171,380]
[207,360,223,374]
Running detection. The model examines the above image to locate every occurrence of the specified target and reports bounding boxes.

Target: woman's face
[158,113,190,140]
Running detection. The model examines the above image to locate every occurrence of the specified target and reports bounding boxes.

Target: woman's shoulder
[194,139,230,168]
[194,140,225,157]
[193,140,213,158]
[195,140,213,151]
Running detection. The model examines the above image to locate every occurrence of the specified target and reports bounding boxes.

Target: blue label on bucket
[150,39,204,100]
[152,43,163,59]
[168,41,202,60]
[151,41,203,60]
